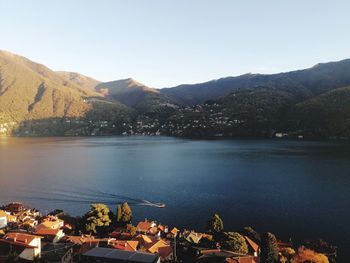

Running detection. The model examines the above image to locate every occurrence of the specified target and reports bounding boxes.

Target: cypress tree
[260,232,279,263]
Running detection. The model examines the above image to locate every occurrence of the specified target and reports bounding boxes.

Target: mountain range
[1,49,350,138]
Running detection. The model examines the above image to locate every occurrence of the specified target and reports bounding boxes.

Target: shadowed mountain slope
[161,59,350,105]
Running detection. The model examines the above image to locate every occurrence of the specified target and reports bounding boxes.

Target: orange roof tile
[146,239,169,254]
[35,228,61,236]
[244,236,259,252]
[170,227,179,235]
[158,245,173,259]
[1,233,41,248]
[137,221,153,231]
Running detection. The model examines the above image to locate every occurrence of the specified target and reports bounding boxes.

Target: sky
[0,0,349,88]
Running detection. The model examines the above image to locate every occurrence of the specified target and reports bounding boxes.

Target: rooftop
[83,247,159,263]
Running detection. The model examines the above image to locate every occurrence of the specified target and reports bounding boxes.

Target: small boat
[155,203,166,208]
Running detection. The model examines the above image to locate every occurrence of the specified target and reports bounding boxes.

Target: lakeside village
[0,202,337,263]
[0,103,309,139]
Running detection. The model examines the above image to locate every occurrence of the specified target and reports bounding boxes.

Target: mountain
[56,71,101,91]
[2,49,350,138]
[291,86,350,138]
[0,50,133,135]
[161,59,350,105]
[95,78,178,114]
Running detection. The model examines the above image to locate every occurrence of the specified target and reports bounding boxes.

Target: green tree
[116,202,132,225]
[208,213,224,234]
[126,224,137,236]
[260,232,279,263]
[84,203,111,235]
[221,232,248,254]
[242,226,261,243]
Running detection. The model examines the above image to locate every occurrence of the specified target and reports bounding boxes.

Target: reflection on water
[0,136,350,259]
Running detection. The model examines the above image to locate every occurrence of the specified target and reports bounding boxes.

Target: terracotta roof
[63,235,97,245]
[110,240,139,252]
[244,236,259,252]
[127,241,139,251]
[137,221,154,231]
[109,231,132,239]
[158,245,173,259]
[134,234,154,244]
[0,232,41,248]
[146,239,169,254]
[35,228,61,236]
[36,220,61,230]
[170,227,179,235]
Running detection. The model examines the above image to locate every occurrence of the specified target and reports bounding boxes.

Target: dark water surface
[0,137,349,259]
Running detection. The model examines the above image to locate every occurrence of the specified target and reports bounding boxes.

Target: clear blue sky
[0,0,349,88]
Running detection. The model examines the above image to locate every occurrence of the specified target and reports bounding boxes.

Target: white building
[0,210,7,228]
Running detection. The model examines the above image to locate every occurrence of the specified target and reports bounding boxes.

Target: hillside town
[0,202,336,263]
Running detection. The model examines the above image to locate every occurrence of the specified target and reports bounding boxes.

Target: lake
[0,136,349,259]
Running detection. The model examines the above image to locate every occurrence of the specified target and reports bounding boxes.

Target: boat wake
[13,186,165,208]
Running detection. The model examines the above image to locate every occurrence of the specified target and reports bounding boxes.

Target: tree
[221,232,248,254]
[260,232,278,263]
[291,246,329,263]
[116,202,132,226]
[242,226,261,243]
[84,203,111,235]
[126,224,137,236]
[208,213,224,234]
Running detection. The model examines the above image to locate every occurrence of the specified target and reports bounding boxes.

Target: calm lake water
[0,137,349,259]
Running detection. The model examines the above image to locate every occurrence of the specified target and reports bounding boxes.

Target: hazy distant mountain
[0,50,133,130]
[161,59,350,105]
[95,78,178,113]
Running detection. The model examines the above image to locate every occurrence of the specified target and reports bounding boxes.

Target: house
[244,236,259,257]
[136,220,157,234]
[169,227,179,238]
[0,211,7,229]
[82,247,160,263]
[6,214,17,223]
[41,243,75,263]
[199,249,259,263]
[0,232,42,261]
[62,235,110,254]
[184,231,203,244]
[133,234,154,247]
[144,239,173,261]
[23,218,38,229]
[109,240,139,252]
[38,216,64,230]
[110,231,133,240]
[4,202,28,213]
[35,228,65,243]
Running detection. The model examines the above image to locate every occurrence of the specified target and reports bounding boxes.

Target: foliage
[291,246,329,263]
[242,226,261,243]
[303,239,336,263]
[279,247,296,263]
[221,232,248,255]
[84,203,111,235]
[260,232,279,263]
[126,224,137,236]
[116,202,132,226]
[208,213,224,235]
